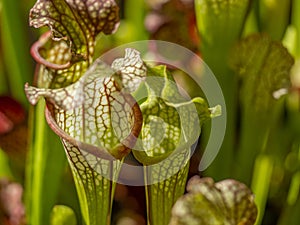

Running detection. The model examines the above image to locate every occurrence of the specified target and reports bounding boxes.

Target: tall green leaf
[132,65,215,225]
[26,1,121,224]
[229,33,294,224]
[258,0,291,40]
[195,0,251,179]
[25,47,146,225]
[25,99,67,225]
[229,33,294,183]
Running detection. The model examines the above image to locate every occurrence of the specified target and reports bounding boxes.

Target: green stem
[194,0,250,179]
[63,140,122,225]
[25,101,66,225]
[251,154,273,225]
[144,149,190,225]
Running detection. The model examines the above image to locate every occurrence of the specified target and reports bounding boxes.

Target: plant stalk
[25,100,66,225]
[62,140,122,225]
[144,149,190,225]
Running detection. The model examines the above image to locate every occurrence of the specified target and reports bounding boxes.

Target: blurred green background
[1,0,300,225]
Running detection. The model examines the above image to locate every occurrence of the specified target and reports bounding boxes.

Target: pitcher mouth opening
[39,40,225,186]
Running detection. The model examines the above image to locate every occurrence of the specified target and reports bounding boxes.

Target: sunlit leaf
[25,48,145,224]
[133,65,211,165]
[30,0,119,58]
[131,65,214,225]
[112,48,147,93]
[170,176,258,225]
[25,48,145,159]
[26,1,122,224]
[30,0,120,89]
